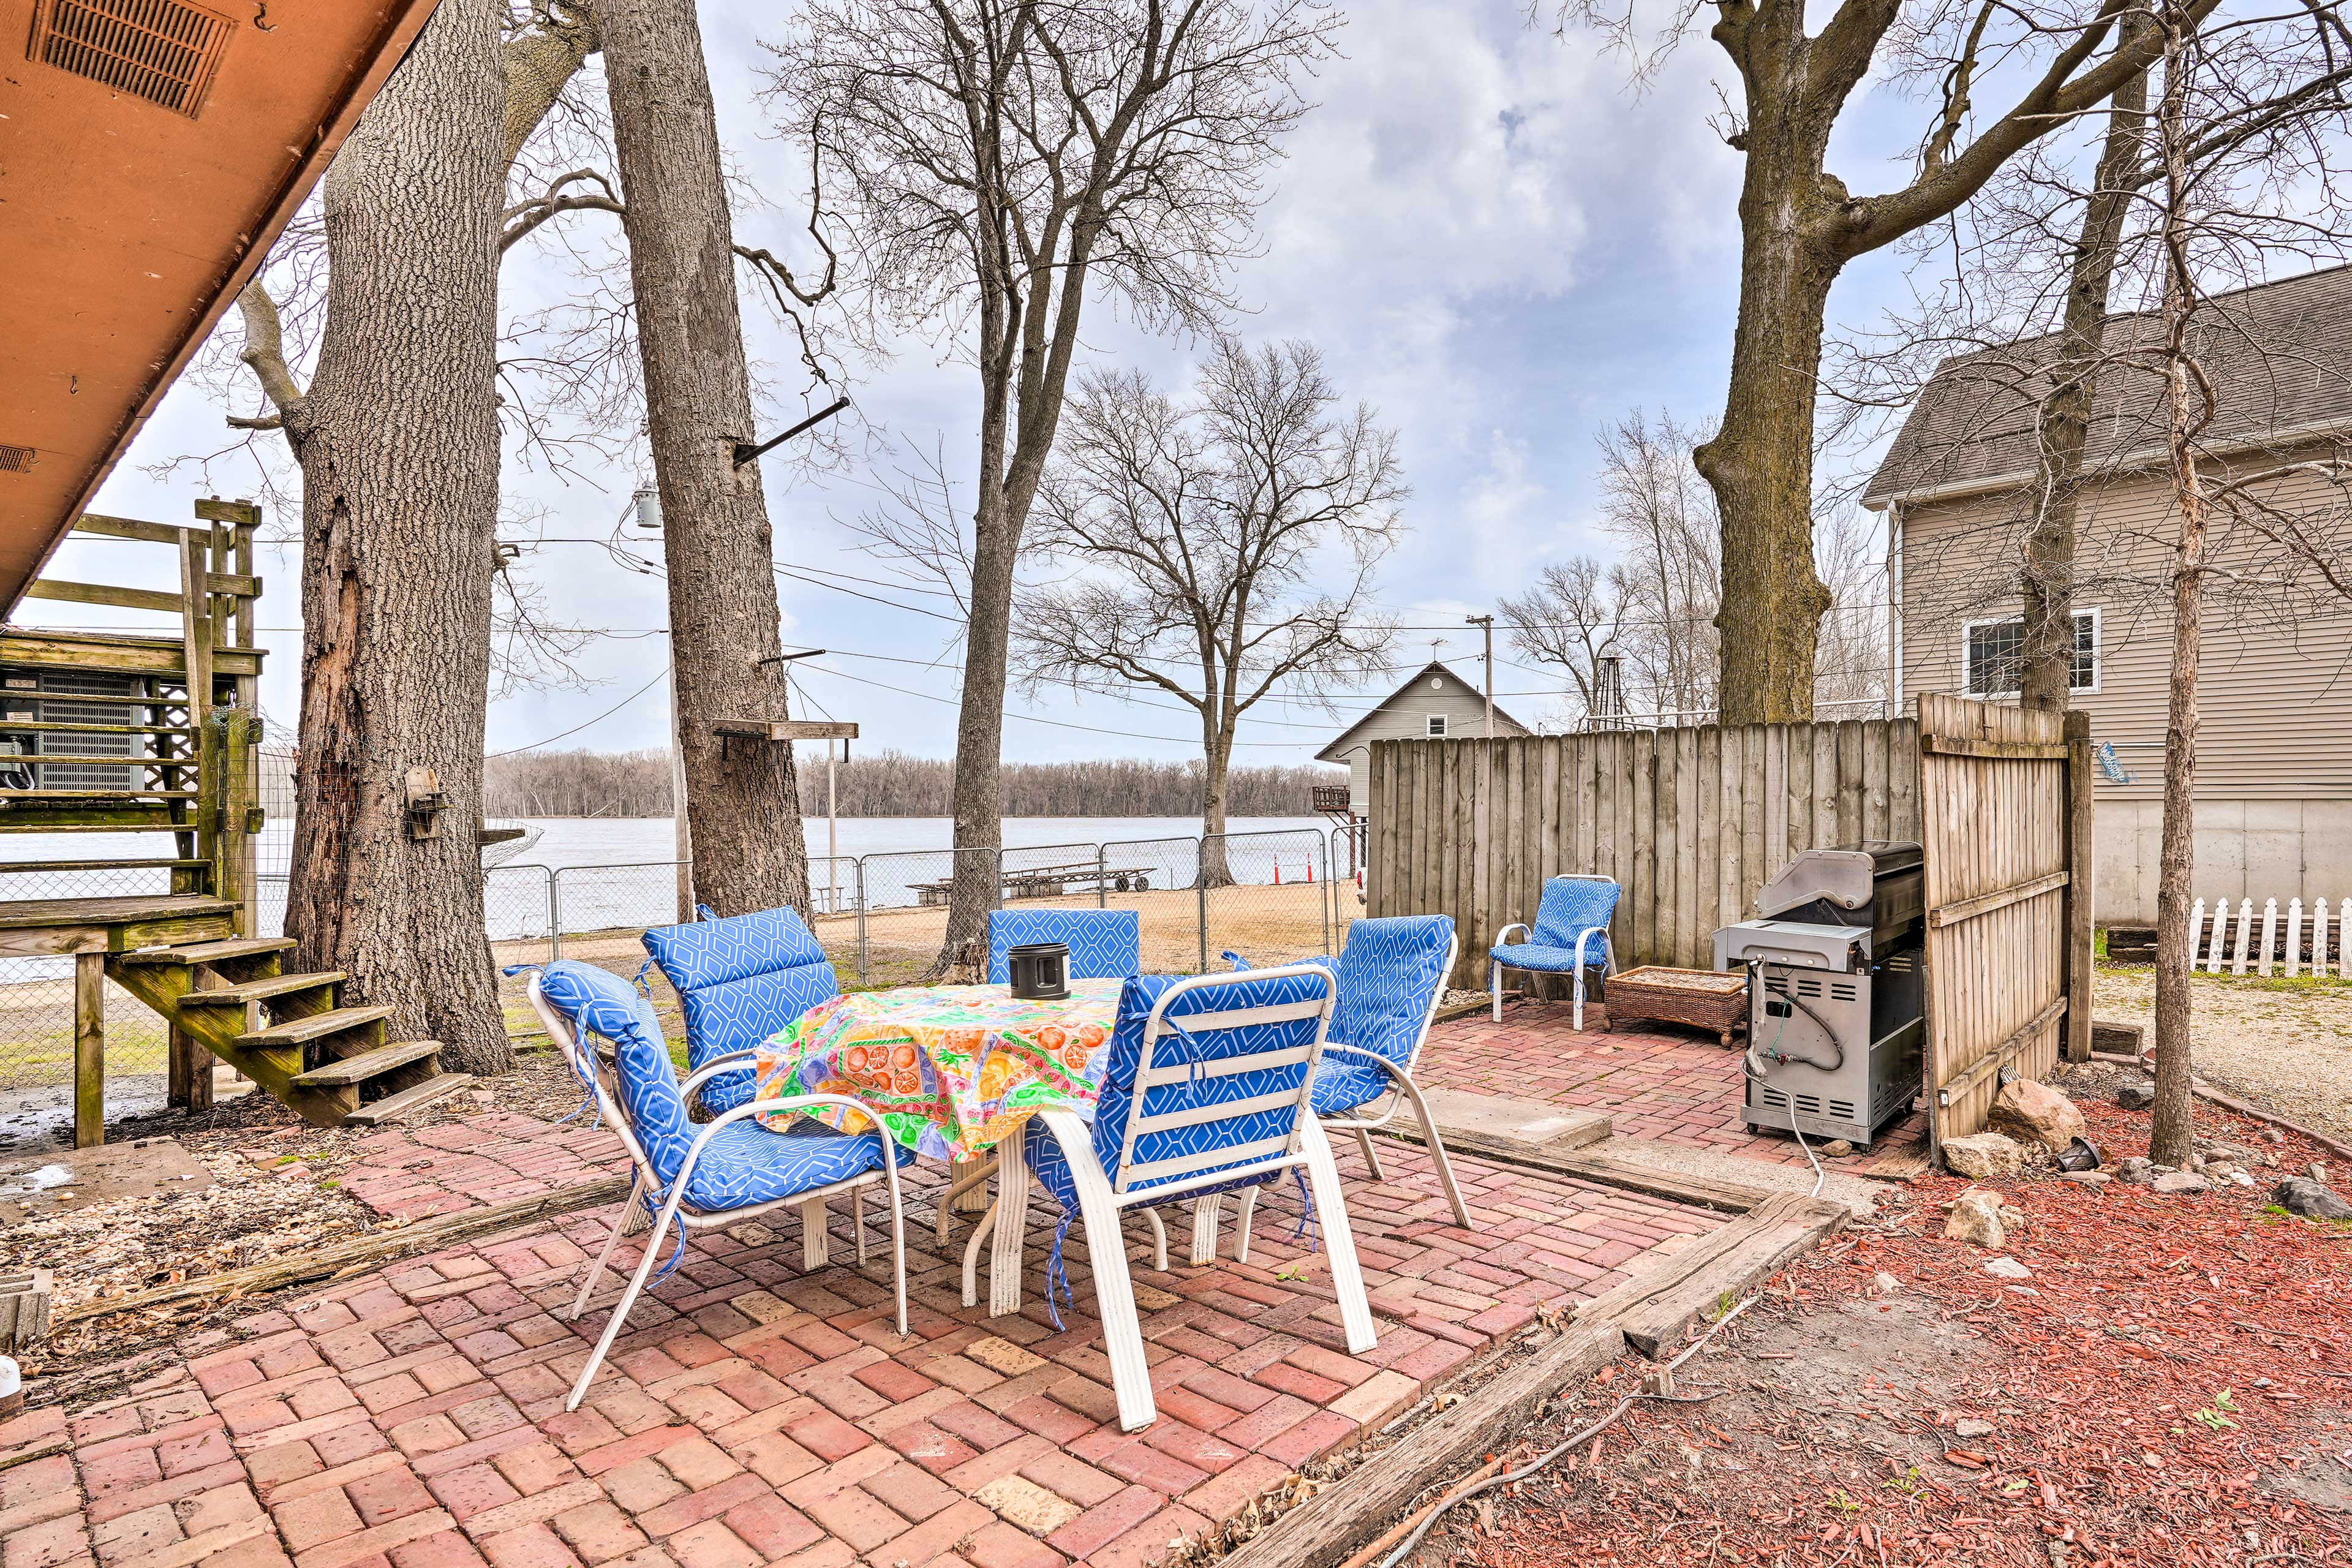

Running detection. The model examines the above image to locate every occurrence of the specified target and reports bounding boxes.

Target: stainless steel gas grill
[1712,842,1926,1148]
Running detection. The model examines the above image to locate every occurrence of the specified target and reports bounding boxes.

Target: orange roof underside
[0,0,440,611]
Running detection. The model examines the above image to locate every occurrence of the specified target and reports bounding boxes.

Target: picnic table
[753,979,1126,1316]
[909,861,1154,905]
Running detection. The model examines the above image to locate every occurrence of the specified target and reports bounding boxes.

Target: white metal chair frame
[1490,873,1619,1030]
[968,963,1378,1432]
[526,976,911,1414]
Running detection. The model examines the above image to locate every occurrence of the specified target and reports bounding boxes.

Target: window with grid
[1965,612,2096,695]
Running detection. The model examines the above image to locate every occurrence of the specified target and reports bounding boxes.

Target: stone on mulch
[1988,1077,2089,1155]
[2274,1176,2352,1220]
[2153,1170,2212,1194]
[1942,1131,2024,1181]
[2116,1079,2155,1110]
[2115,1155,2157,1186]
[1943,1189,2007,1248]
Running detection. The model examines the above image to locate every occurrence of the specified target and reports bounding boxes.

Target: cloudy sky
[61,0,1929,770]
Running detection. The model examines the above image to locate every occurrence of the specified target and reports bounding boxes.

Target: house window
[1427,714,1448,737]
[1964,611,2098,696]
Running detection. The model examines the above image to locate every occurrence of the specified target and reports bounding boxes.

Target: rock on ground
[1943,1131,2026,1181]
[2154,1171,2212,1195]
[1944,1189,2008,1248]
[1983,1255,2033,1279]
[1989,1077,2090,1155]
[2116,1156,2156,1187]
[2273,1177,2352,1220]
[2117,1080,2155,1110]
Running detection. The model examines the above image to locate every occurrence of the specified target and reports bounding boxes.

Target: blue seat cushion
[678,1119,912,1211]
[988,909,1142,985]
[645,907,840,1113]
[1310,1056,1393,1117]
[1489,942,1604,973]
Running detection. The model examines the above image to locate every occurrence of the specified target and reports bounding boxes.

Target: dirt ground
[2094,959,2352,1141]
[1427,1076,2352,1567]
[0,1039,592,1401]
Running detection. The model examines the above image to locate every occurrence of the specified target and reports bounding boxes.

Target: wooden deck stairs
[2,504,469,1142]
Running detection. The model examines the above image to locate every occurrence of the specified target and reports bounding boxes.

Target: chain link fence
[0,831,1385,1090]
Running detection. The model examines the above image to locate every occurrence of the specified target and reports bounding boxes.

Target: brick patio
[11,1126,1722,1568]
[1417,1000,1929,1177]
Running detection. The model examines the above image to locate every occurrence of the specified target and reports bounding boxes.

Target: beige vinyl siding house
[1316,661,1531,815]
[1868,266,2352,925]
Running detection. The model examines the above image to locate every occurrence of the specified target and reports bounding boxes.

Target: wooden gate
[1915,694,2094,1152]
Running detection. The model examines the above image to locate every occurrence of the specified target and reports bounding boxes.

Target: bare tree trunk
[282,0,508,1076]
[1697,175,1836,724]
[1199,718,1236,889]
[941,493,1019,966]
[2022,24,2150,712]
[596,0,810,920]
[2150,9,2202,1168]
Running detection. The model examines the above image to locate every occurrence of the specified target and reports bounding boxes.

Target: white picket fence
[2185,896,2352,978]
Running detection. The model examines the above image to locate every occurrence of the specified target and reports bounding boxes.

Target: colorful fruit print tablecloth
[750,979,1125,1161]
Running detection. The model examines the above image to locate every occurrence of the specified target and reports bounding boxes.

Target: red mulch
[1460,1091,2352,1567]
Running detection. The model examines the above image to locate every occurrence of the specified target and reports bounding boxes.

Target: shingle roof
[1863,263,2352,507]
[1313,660,1531,761]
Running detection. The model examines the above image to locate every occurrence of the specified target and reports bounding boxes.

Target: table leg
[799,1194,831,1270]
[952,1153,990,1213]
[989,1131,1028,1316]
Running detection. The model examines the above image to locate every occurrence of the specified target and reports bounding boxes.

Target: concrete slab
[0,1136,213,1224]
[1379,1085,1612,1161]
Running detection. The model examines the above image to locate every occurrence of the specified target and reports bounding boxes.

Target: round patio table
[751,978,1126,1316]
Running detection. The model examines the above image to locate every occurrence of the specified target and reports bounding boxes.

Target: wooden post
[75,949,104,1148]
[219,709,257,934]
[2062,710,2094,1062]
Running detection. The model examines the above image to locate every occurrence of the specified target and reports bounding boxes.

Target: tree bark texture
[1694,0,1843,725]
[2021,30,2150,713]
[2150,21,2201,1168]
[282,0,510,1077]
[597,0,811,921]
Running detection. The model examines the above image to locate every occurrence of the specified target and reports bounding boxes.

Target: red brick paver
[1418,1003,1928,1174]
[21,1125,1717,1567]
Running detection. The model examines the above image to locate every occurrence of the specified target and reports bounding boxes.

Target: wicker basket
[1605,966,1748,1047]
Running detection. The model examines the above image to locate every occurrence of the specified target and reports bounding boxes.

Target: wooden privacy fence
[1366,718,1922,977]
[1366,703,2093,1155]
[1913,694,2093,1148]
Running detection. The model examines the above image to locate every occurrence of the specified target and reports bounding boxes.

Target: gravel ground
[2093,960,2352,1141]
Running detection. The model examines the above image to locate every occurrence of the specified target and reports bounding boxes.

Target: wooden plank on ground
[1605,1195,1850,1359]
[1214,1321,1626,1568]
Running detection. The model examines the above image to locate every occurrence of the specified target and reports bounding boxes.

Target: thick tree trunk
[283,0,508,1076]
[597,0,810,920]
[2021,34,2150,712]
[1697,28,1840,728]
[1698,216,1836,723]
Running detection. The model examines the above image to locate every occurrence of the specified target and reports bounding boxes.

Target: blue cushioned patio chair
[973,965,1377,1432]
[933,908,1148,1236]
[643,905,839,1115]
[523,960,911,1412]
[1205,918,1471,1251]
[1490,875,1621,1029]
[986,907,1142,984]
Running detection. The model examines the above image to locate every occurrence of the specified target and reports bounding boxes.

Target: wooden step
[290,1039,440,1086]
[0,720,195,736]
[0,789,201,800]
[119,935,296,966]
[0,857,209,875]
[341,1072,474,1126]
[0,894,232,931]
[236,1004,391,1049]
[179,971,347,1007]
[0,821,192,834]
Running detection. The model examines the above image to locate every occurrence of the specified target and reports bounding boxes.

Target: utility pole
[1466,614,1495,737]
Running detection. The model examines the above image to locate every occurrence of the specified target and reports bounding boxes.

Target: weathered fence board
[1365,718,1923,980]
[1915,693,2074,1149]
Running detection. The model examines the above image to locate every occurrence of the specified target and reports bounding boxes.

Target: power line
[488,665,671,756]
[795,661,1323,748]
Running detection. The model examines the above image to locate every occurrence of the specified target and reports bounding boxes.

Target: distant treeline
[481,748,1343,819]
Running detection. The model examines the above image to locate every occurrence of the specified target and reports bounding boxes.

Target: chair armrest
[680,1049,759,1096]
[1493,923,1531,948]
[1318,1042,1406,1080]
[1572,926,1610,970]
